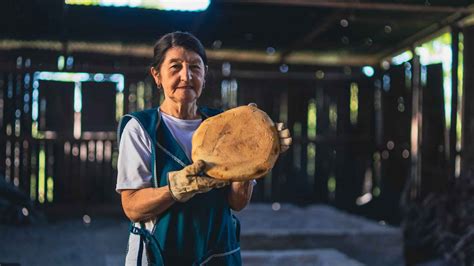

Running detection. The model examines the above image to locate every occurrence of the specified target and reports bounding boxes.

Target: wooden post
[315,85,329,203]
[410,54,422,200]
[461,25,474,177]
[378,63,412,224]
[335,80,351,209]
[422,63,449,195]
[450,27,459,180]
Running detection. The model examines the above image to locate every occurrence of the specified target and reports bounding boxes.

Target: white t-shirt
[160,111,202,162]
[116,110,201,192]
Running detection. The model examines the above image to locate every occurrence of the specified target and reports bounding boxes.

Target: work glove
[248,103,292,153]
[168,160,230,202]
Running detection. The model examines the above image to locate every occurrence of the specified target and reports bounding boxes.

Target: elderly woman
[116,31,291,265]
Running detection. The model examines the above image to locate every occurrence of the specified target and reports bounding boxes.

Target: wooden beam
[279,11,342,62]
[220,0,474,13]
[0,39,379,66]
[208,49,378,65]
[459,13,474,27]
[376,10,469,62]
[209,69,363,80]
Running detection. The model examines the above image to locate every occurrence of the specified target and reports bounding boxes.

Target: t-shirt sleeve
[116,118,153,193]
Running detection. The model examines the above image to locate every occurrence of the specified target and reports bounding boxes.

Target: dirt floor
[0,203,403,266]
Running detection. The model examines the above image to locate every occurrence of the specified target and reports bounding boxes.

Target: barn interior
[1,0,474,265]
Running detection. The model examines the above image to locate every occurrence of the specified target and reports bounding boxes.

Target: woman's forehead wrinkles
[167,58,182,63]
[165,54,203,64]
[166,58,202,63]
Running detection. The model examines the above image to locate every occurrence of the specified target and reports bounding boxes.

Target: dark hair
[151,31,207,70]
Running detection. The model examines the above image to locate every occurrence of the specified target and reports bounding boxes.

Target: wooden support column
[409,55,422,200]
[421,64,449,196]
[314,85,330,203]
[334,80,351,210]
[461,25,474,177]
[449,27,459,180]
[378,63,412,224]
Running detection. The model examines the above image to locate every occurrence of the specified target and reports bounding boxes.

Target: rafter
[0,39,378,66]
[219,0,473,13]
[376,10,469,62]
[279,11,342,63]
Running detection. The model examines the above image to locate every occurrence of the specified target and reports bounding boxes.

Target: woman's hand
[276,122,292,153]
[247,102,292,153]
[168,160,230,202]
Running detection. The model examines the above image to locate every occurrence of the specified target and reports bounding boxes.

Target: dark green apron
[118,107,242,266]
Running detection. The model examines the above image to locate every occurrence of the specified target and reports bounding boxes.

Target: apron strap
[130,222,165,265]
[137,233,144,266]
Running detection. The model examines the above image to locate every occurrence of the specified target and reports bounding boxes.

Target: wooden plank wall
[0,48,456,224]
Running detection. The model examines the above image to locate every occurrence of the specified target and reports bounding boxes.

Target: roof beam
[376,9,470,62]
[279,11,342,63]
[208,49,378,66]
[220,0,473,13]
[0,39,378,66]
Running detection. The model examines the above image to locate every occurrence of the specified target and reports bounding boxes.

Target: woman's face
[152,46,206,104]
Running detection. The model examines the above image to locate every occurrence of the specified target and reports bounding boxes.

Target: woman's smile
[175,85,194,90]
